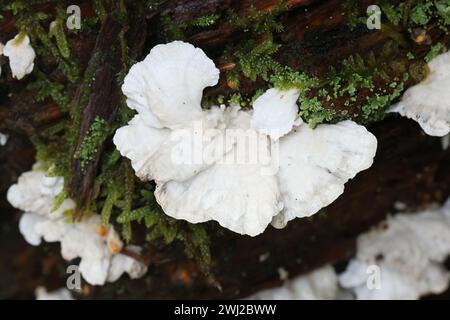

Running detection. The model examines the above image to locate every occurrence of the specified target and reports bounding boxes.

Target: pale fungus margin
[389,50,450,137]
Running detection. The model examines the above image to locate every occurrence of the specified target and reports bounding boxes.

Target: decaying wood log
[1,0,449,299]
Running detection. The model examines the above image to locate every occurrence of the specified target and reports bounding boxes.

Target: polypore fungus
[247,265,344,300]
[7,166,147,285]
[272,120,378,228]
[251,88,301,140]
[3,33,35,80]
[339,199,450,299]
[114,41,378,236]
[35,287,74,300]
[121,41,219,129]
[389,50,450,137]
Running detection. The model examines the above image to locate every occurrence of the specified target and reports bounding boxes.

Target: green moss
[74,116,110,171]
[27,74,70,110]
[269,66,318,91]
[236,39,281,81]
[410,2,433,26]
[381,3,404,26]
[48,18,70,59]
[227,1,286,35]
[187,14,221,28]
[343,0,362,30]
[425,42,448,62]
[436,0,450,24]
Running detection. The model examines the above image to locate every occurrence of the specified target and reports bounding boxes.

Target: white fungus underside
[154,110,283,236]
[114,106,241,183]
[272,120,378,228]
[389,50,450,137]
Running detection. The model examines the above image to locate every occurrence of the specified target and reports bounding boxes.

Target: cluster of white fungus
[339,199,450,300]
[1,33,35,80]
[35,287,74,300]
[247,265,347,300]
[246,199,450,300]
[114,41,378,236]
[7,165,147,286]
[389,50,450,137]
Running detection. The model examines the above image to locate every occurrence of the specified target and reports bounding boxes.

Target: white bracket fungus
[114,41,378,236]
[121,41,219,129]
[7,167,147,286]
[35,287,74,300]
[0,132,8,146]
[3,33,36,80]
[339,199,450,300]
[247,265,344,300]
[272,120,378,228]
[389,50,450,137]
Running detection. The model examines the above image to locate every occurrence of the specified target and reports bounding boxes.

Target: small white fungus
[247,265,343,300]
[251,88,301,140]
[7,167,147,286]
[3,33,36,80]
[389,50,450,137]
[35,287,74,300]
[0,132,8,146]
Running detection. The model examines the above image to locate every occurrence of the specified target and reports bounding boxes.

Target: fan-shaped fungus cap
[389,50,450,136]
[121,41,219,129]
[272,120,377,228]
[154,110,283,236]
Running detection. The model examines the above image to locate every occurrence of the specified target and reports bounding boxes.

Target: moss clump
[27,73,70,110]
[188,14,221,28]
[236,39,281,82]
[48,17,71,59]
[425,42,448,62]
[74,116,110,171]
